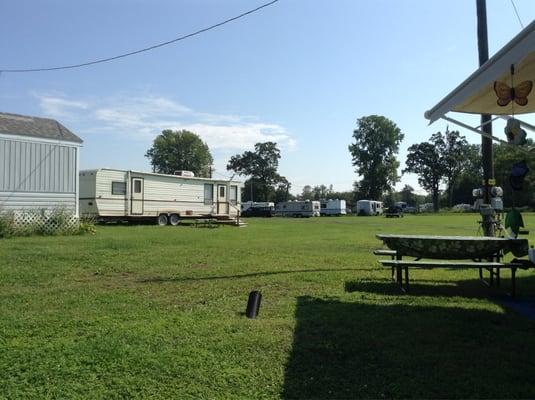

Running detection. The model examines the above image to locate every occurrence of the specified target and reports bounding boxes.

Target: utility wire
[510,0,524,28]
[0,0,279,73]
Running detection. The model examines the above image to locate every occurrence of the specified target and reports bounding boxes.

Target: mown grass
[2,214,535,399]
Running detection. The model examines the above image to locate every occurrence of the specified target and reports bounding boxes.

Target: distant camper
[394,201,407,210]
[320,199,347,216]
[241,201,275,217]
[79,168,243,225]
[356,200,383,216]
[275,200,320,217]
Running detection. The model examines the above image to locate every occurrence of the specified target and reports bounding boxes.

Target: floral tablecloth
[376,234,529,259]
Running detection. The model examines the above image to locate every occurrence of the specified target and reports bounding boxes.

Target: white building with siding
[0,112,83,216]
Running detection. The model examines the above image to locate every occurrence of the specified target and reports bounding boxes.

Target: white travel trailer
[241,201,275,217]
[275,200,320,217]
[356,200,383,216]
[79,168,243,225]
[320,199,347,216]
[241,201,274,213]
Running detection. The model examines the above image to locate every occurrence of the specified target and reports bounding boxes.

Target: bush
[78,217,97,235]
[0,208,97,238]
[0,212,16,238]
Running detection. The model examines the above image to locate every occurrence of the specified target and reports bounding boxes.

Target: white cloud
[38,96,88,118]
[35,93,296,152]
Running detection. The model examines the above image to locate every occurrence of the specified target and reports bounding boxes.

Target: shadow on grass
[345,279,492,299]
[345,274,535,300]
[138,267,370,283]
[282,296,535,399]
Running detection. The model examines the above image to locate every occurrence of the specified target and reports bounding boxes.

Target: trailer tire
[169,214,180,226]
[157,214,169,226]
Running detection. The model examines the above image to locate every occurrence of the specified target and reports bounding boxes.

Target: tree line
[144,118,533,211]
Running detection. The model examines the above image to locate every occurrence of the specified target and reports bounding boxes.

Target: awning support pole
[441,116,508,144]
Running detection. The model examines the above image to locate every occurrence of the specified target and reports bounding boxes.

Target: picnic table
[193,218,219,228]
[375,234,530,296]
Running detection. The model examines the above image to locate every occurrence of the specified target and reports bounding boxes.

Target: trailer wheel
[169,214,180,226]
[157,214,168,226]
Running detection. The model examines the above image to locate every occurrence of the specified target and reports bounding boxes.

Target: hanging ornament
[495,64,531,145]
[504,118,527,145]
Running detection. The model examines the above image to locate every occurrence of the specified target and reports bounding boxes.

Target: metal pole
[476,0,495,236]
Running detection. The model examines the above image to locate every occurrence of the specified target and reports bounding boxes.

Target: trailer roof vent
[173,170,195,177]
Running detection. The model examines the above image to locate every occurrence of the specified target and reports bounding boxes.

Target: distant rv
[241,201,275,217]
[356,200,383,216]
[320,199,347,216]
[275,200,320,217]
[79,168,243,225]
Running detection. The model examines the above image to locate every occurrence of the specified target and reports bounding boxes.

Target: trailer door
[131,178,144,215]
[217,184,229,214]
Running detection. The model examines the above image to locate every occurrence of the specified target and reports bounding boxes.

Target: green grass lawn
[2,214,535,399]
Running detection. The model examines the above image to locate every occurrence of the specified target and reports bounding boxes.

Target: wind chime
[498,64,532,145]
[494,64,533,237]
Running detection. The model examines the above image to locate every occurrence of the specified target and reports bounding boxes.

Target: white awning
[425,20,535,123]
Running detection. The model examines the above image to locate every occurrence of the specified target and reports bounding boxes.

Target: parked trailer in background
[79,168,243,225]
[320,199,347,216]
[241,201,275,217]
[356,200,384,216]
[275,200,320,217]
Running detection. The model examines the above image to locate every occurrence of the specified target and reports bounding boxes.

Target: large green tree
[145,130,213,177]
[404,142,444,212]
[226,142,288,202]
[349,115,404,200]
[404,130,473,211]
[450,144,482,205]
[431,130,471,207]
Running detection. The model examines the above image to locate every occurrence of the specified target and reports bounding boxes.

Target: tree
[404,142,444,212]
[301,185,313,200]
[404,130,473,211]
[145,130,213,177]
[431,129,470,207]
[349,115,404,199]
[227,142,288,202]
[274,177,293,203]
[450,144,481,205]
[493,139,535,208]
[312,184,332,200]
[399,184,416,205]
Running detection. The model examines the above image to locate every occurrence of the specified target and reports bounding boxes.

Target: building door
[217,184,229,214]
[131,178,144,215]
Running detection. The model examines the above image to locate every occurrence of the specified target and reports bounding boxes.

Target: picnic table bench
[374,234,531,297]
[193,218,219,228]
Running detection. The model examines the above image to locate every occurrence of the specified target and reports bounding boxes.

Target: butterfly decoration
[494,80,533,107]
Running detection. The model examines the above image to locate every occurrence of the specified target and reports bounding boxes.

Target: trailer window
[134,180,142,193]
[229,185,238,205]
[204,184,214,205]
[111,181,126,195]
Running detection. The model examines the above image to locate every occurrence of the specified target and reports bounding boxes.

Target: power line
[0,0,279,73]
[510,0,524,28]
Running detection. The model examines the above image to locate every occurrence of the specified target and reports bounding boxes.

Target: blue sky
[1,0,535,195]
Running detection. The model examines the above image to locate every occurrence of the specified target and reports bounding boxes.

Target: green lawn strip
[1,214,535,398]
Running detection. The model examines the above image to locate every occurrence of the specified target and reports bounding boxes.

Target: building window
[229,185,238,205]
[219,186,226,198]
[112,181,126,195]
[204,184,214,205]
[134,180,142,193]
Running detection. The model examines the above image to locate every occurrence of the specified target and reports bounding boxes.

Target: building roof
[425,20,535,123]
[0,112,83,143]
